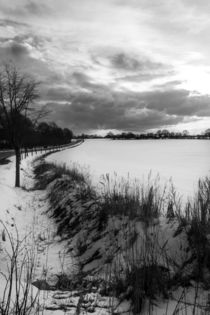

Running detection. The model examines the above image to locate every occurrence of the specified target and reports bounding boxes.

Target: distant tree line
[75,129,210,140]
[0,118,73,149]
[75,134,104,139]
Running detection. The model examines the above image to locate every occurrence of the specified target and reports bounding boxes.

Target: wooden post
[15,147,21,187]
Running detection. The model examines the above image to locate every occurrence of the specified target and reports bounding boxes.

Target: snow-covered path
[0,154,78,314]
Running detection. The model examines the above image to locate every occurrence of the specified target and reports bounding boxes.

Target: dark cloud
[93,52,171,80]
[45,99,183,133]
[111,53,164,72]
[154,80,183,89]
[94,52,176,85]
[66,72,210,118]
[0,38,30,62]
[0,1,51,18]
[0,19,28,28]
[42,90,177,133]
[141,90,210,117]
[185,95,210,116]
[25,1,45,15]
[30,62,210,133]
[71,72,96,88]
[0,36,61,86]
[23,0,52,16]
[117,71,175,83]
[9,42,28,58]
[44,87,72,101]
[42,80,210,133]
[112,53,141,71]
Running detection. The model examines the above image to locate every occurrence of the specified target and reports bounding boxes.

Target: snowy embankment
[0,152,127,314]
[33,155,210,314]
[1,151,210,314]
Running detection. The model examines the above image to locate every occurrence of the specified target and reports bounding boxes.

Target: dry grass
[34,160,86,190]
[33,158,210,314]
[0,221,40,315]
[174,177,210,284]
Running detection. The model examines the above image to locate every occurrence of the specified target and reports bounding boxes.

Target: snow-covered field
[47,139,210,199]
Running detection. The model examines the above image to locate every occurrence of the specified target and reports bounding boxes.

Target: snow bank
[33,157,210,314]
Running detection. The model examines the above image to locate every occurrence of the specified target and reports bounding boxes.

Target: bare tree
[0,64,40,187]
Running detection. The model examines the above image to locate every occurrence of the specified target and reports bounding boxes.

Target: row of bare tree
[0,64,73,187]
[0,121,73,149]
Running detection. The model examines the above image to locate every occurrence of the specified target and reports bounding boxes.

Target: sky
[1,0,210,134]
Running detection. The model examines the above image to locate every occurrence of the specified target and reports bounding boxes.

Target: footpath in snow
[0,154,80,314]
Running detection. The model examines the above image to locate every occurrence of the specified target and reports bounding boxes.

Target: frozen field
[47,139,210,199]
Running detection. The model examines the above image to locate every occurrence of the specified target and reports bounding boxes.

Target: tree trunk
[15,147,21,187]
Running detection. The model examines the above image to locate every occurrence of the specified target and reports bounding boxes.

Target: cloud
[0,38,31,62]
[0,0,51,18]
[0,0,210,133]
[39,75,210,133]
[154,80,183,89]
[8,41,29,58]
[24,1,50,16]
[142,90,210,117]
[111,53,164,72]
[0,35,58,83]
[112,53,143,71]
[0,19,28,28]
[45,99,183,133]
[44,87,72,102]
[37,63,210,133]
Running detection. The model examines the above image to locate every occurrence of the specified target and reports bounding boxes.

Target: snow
[0,153,78,314]
[46,139,210,199]
[0,148,210,314]
[0,151,127,314]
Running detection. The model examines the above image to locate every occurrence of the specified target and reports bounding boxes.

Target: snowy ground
[0,153,126,314]
[46,139,210,200]
[0,154,79,314]
[0,151,210,314]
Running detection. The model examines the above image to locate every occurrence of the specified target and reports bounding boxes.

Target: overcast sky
[1,0,210,134]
